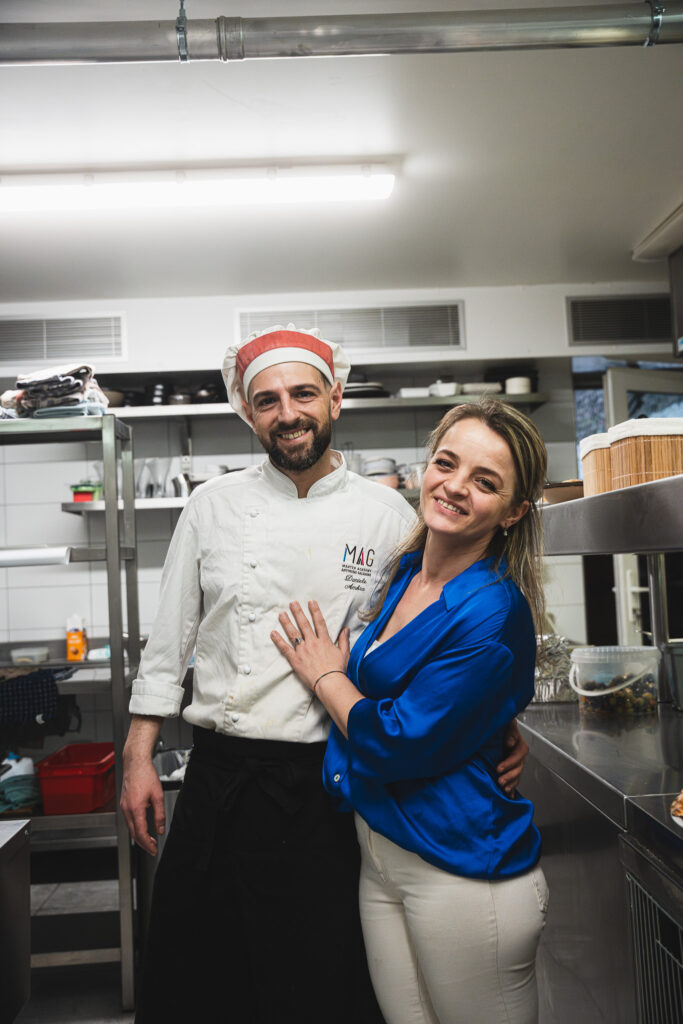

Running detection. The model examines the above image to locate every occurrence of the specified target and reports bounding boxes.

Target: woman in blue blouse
[272,399,549,1024]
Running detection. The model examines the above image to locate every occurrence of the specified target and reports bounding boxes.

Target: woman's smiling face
[421,418,528,554]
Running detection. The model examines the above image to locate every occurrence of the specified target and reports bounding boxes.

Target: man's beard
[262,417,332,472]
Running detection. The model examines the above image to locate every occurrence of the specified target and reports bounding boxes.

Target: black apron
[135,727,385,1024]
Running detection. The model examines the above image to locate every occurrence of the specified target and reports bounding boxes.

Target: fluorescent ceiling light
[0,165,395,213]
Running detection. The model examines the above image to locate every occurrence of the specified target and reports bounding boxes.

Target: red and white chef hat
[222,323,351,425]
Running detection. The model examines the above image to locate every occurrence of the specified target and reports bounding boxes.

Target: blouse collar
[398,550,506,610]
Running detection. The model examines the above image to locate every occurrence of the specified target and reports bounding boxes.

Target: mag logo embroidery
[340,543,375,592]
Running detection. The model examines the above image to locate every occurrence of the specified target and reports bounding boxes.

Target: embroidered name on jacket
[341,543,375,591]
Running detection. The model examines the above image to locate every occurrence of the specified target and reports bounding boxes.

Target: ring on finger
[291,636,304,648]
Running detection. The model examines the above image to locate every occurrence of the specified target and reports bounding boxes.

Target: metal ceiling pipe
[1,2,682,66]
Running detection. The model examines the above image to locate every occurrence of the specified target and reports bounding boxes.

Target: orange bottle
[66,615,88,662]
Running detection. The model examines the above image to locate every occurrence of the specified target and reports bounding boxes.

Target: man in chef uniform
[121,325,528,1024]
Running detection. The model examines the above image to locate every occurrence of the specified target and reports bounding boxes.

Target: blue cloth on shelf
[0,774,41,813]
[0,667,75,724]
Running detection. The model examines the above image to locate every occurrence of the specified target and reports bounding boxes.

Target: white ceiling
[1,0,682,302]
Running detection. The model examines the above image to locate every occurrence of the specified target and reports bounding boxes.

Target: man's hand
[120,715,165,856]
[497,719,529,796]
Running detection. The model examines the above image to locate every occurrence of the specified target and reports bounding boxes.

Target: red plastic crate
[36,742,115,815]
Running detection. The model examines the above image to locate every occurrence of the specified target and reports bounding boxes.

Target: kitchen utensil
[168,392,191,405]
[101,389,124,407]
[192,384,219,404]
[396,386,430,398]
[342,443,363,475]
[505,376,532,394]
[364,457,397,476]
[172,473,191,497]
[147,457,172,497]
[343,382,389,397]
[144,381,168,406]
[461,382,502,394]
[135,458,151,498]
[428,380,460,397]
[373,473,400,489]
[398,463,424,490]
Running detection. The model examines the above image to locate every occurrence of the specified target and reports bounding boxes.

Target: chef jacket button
[250,510,259,518]
[333,774,341,783]
[249,559,257,568]
[231,713,240,723]
[242,664,251,675]
[248,612,256,622]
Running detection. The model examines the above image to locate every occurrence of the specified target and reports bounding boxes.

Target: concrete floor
[15,964,134,1024]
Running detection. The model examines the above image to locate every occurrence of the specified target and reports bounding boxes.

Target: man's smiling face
[245,362,341,473]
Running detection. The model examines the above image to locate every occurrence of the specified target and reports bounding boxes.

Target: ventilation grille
[0,316,123,365]
[239,303,464,351]
[626,873,683,1024]
[568,296,671,346]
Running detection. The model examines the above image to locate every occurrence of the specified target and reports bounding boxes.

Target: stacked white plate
[461,382,503,394]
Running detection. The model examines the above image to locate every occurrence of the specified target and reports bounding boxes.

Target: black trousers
[135,728,385,1024]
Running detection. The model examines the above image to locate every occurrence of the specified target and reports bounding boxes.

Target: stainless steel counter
[518,704,683,839]
[517,705,683,1023]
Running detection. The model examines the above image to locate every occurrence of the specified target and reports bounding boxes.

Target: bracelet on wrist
[312,669,347,694]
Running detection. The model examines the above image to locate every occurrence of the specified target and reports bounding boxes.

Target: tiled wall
[0,365,587,751]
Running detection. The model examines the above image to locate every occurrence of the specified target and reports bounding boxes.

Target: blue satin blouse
[323,552,541,879]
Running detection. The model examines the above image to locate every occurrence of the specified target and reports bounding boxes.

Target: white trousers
[355,814,548,1024]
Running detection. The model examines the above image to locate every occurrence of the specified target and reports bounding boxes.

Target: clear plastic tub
[569,646,660,717]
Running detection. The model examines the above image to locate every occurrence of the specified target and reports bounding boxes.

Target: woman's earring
[503,526,508,537]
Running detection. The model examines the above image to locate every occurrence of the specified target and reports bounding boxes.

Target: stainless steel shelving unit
[542,473,683,701]
[541,475,683,556]
[0,414,140,1009]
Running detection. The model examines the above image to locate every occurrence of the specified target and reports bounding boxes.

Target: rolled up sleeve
[345,640,518,783]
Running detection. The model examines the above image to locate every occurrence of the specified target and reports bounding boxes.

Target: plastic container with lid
[608,417,683,489]
[569,646,660,717]
[579,432,612,496]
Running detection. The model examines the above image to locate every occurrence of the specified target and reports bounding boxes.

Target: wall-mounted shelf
[542,475,683,556]
[108,392,548,420]
[62,497,186,515]
[0,416,130,445]
[0,544,136,562]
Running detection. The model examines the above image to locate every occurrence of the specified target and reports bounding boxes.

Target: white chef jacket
[129,453,416,743]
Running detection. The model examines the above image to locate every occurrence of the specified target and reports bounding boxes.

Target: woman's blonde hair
[364,398,548,632]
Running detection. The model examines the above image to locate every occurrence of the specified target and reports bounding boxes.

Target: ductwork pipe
[1,2,681,66]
